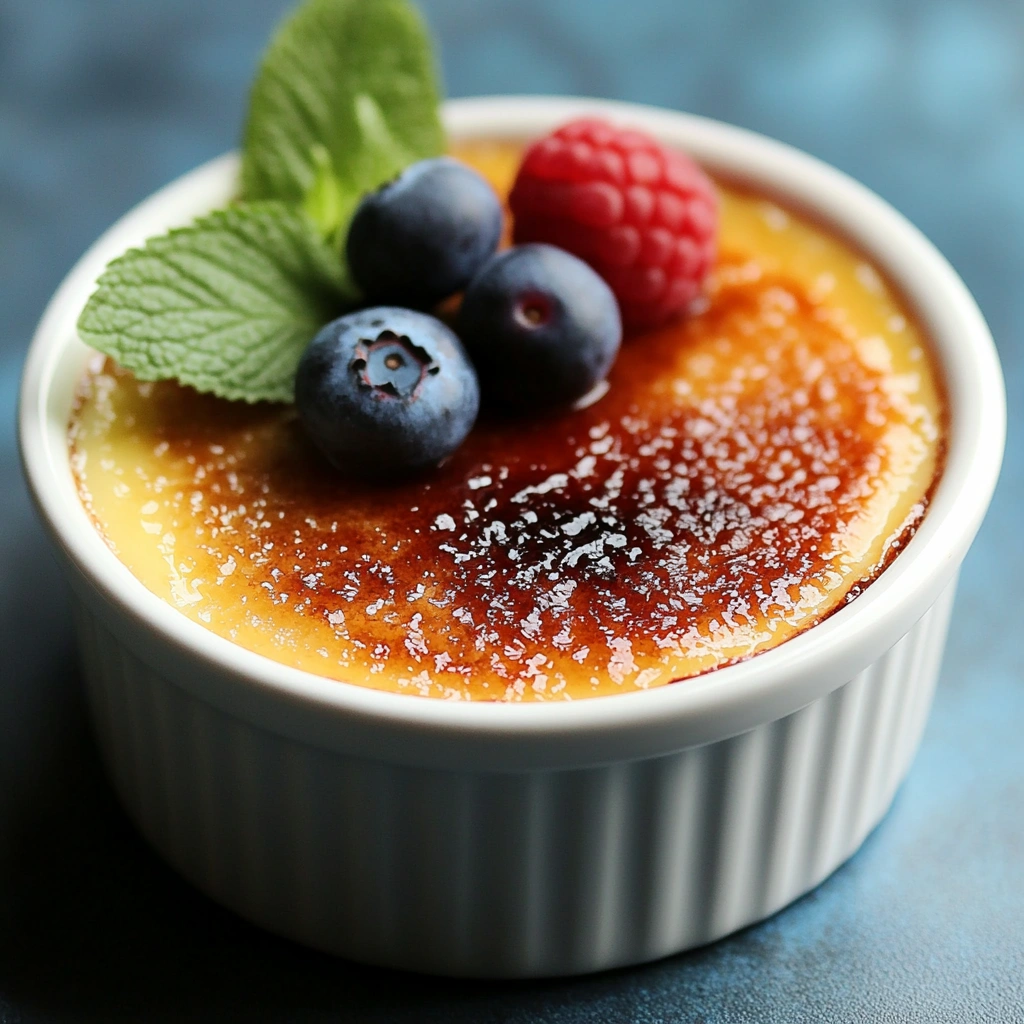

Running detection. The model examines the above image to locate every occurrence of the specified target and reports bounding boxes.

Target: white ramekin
[19,97,1004,977]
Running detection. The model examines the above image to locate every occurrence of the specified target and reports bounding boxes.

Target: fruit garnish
[346,157,503,307]
[295,307,479,475]
[77,0,443,405]
[457,243,622,410]
[509,118,718,330]
[74,0,721,477]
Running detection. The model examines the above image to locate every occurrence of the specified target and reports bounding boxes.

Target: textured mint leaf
[77,203,355,404]
[240,0,444,209]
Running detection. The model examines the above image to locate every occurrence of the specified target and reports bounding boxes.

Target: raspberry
[509,118,718,330]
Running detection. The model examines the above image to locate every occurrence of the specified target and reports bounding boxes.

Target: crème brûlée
[68,141,944,702]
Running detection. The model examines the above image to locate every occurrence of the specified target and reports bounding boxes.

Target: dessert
[64,0,943,702]
[68,136,943,700]
[22,83,1001,977]
[20,0,1002,979]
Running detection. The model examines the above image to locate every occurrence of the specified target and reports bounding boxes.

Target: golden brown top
[69,142,943,700]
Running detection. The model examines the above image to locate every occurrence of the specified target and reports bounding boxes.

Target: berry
[457,243,621,411]
[295,307,479,476]
[509,118,718,330]
[346,157,503,308]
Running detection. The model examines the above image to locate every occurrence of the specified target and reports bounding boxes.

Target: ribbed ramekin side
[71,578,955,978]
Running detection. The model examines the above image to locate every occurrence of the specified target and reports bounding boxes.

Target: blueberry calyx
[513,293,553,330]
[350,330,439,399]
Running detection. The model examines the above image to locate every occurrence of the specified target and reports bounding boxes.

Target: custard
[69,142,943,701]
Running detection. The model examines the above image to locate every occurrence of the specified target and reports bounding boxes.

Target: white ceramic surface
[19,97,1005,976]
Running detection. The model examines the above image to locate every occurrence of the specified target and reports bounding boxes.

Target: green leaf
[77,203,356,404]
[241,0,445,212]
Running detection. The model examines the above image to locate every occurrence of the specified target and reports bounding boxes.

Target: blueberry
[346,157,503,308]
[295,307,480,476]
[456,244,622,410]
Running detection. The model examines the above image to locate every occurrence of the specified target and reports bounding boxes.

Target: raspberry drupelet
[509,118,718,330]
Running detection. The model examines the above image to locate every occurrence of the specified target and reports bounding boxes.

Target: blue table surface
[1,1,1022,1020]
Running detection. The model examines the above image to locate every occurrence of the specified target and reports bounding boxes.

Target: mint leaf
[77,203,355,404]
[241,0,444,210]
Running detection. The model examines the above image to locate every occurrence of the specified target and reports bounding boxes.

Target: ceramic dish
[19,96,1005,977]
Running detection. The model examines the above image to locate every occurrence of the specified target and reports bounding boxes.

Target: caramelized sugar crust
[69,144,943,701]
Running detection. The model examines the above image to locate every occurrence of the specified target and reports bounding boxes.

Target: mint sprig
[76,0,448,404]
[241,0,444,217]
[77,203,354,404]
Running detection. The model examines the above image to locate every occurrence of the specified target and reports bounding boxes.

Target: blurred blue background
[1,1,1021,1021]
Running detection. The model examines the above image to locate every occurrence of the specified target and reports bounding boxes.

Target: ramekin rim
[19,95,1005,759]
